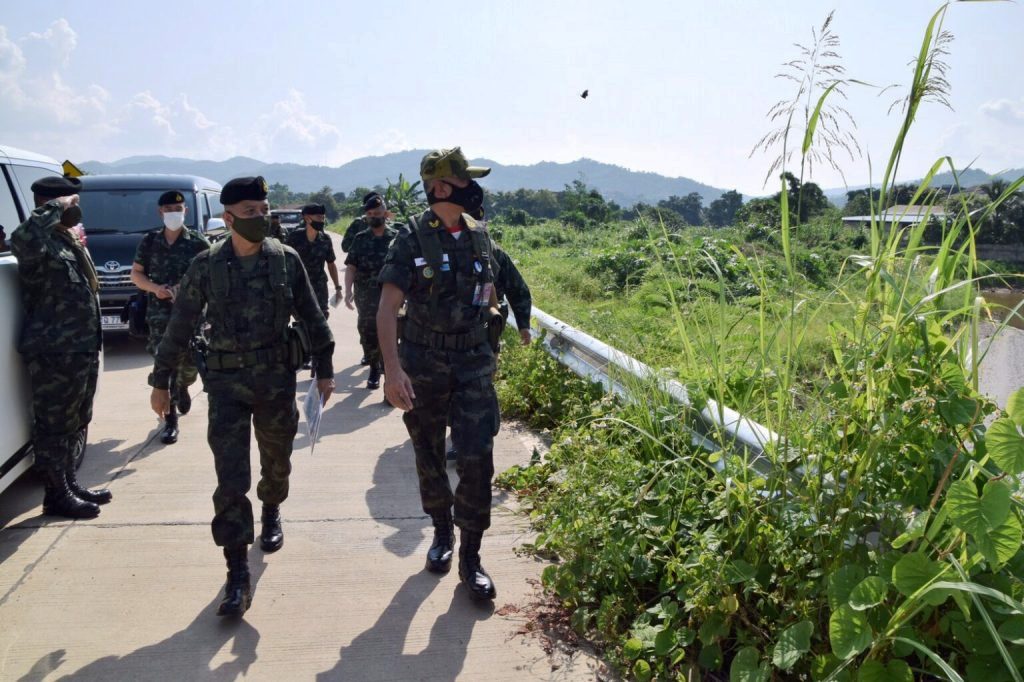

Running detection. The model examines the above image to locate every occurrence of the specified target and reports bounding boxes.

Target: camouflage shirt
[493,247,532,330]
[341,217,367,252]
[378,210,502,335]
[10,201,102,353]
[133,228,210,323]
[152,238,335,393]
[283,228,336,284]
[344,225,398,283]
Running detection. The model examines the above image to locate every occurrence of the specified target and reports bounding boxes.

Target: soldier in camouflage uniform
[11,176,112,519]
[341,192,387,253]
[378,148,502,601]
[150,176,335,618]
[283,203,340,318]
[344,217,397,389]
[131,190,211,444]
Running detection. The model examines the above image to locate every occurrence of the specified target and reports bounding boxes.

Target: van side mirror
[205,217,227,241]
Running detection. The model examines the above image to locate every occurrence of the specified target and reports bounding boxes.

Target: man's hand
[519,328,532,345]
[344,290,354,310]
[55,194,80,211]
[154,284,173,300]
[151,388,170,418]
[384,368,415,411]
[317,377,335,405]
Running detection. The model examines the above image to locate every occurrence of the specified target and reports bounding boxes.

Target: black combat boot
[260,504,283,552]
[175,381,192,416]
[217,546,252,617]
[426,511,455,573]
[65,467,112,505]
[366,363,381,390]
[42,466,100,519]
[161,407,179,444]
[458,529,496,600]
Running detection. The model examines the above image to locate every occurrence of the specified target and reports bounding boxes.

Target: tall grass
[499,3,1024,680]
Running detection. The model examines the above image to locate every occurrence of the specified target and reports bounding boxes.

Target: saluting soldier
[130,190,211,444]
[11,176,112,518]
[343,211,397,389]
[283,203,341,318]
[377,147,503,601]
[149,176,335,617]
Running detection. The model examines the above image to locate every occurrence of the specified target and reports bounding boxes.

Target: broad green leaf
[975,512,1023,569]
[632,659,652,682]
[828,565,867,610]
[857,659,913,682]
[829,605,873,660]
[1006,386,1024,425]
[998,616,1024,645]
[892,553,948,605]
[730,646,769,682]
[623,637,643,660]
[986,417,1024,474]
[725,560,757,583]
[891,512,929,549]
[849,576,888,611]
[699,643,723,670]
[654,628,675,657]
[772,620,813,670]
[946,480,1012,536]
[811,654,852,682]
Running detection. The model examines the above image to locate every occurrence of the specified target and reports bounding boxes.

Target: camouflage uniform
[11,201,102,475]
[344,225,397,367]
[134,228,210,398]
[341,216,368,253]
[378,209,501,533]
[283,228,336,316]
[493,246,532,331]
[152,238,334,548]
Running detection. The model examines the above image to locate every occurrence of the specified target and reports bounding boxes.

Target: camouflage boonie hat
[420,147,490,182]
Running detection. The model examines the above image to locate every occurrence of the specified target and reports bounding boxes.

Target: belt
[204,344,288,370]
[402,319,489,351]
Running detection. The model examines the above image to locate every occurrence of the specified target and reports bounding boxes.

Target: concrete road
[0,249,605,680]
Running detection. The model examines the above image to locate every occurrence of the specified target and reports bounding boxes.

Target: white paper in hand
[303,380,324,454]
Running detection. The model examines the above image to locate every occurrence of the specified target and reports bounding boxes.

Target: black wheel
[72,426,88,470]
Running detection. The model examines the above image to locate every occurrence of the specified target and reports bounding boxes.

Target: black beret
[31,175,82,199]
[221,176,269,205]
[158,190,186,206]
[362,191,381,204]
[362,195,385,211]
[301,203,326,215]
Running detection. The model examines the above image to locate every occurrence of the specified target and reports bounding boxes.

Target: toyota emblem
[104,260,120,272]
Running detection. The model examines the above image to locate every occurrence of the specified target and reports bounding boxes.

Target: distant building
[842,204,950,229]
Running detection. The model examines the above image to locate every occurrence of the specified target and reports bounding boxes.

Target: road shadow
[316,572,493,682]
[365,442,423,558]
[30,551,269,682]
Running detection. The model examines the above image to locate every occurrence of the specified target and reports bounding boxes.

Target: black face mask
[310,220,325,231]
[368,217,385,228]
[428,180,484,215]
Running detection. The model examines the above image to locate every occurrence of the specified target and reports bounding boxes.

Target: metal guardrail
[511,306,780,472]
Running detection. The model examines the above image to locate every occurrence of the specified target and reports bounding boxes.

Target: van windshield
[78,190,197,234]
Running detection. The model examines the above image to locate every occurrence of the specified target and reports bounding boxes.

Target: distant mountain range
[823,167,1024,206]
[81,151,728,207]
[81,151,1023,208]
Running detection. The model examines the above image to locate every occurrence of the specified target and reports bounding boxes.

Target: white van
[0,145,65,494]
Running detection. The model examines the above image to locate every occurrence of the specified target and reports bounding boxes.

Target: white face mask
[162,211,185,231]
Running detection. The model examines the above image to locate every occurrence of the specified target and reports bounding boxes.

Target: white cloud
[252,90,343,163]
[980,98,1024,127]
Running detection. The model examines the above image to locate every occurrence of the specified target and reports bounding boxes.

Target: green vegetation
[494,4,1024,680]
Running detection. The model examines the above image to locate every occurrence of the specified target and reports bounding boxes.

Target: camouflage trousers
[354,279,382,366]
[311,278,330,320]
[26,352,98,472]
[146,315,198,405]
[399,340,499,532]
[207,386,298,547]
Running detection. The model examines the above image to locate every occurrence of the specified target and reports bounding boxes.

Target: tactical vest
[207,239,292,345]
[407,213,494,320]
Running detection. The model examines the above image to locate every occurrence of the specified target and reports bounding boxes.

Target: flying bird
[580,89,589,99]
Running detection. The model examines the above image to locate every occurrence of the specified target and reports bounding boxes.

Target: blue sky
[1,0,1021,195]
